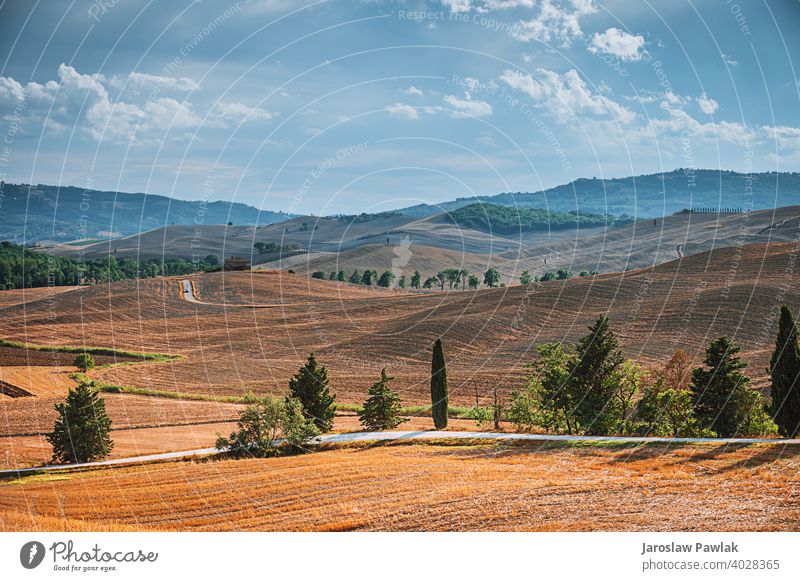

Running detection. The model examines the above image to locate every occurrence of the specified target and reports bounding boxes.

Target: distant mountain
[399,169,800,218]
[0,183,292,243]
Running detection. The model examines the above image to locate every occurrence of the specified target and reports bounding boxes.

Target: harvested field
[0,366,76,398]
[2,442,799,531]
[2,422,235,469]
[0,345,141,367]
[0,394,244,436]
[0,415,484,469]
[0,286,79,309]
[0,242,797,409]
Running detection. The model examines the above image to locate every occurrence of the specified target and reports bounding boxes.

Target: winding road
[3,429,799,477]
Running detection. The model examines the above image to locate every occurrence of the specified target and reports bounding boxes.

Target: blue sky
[1,0,799,215]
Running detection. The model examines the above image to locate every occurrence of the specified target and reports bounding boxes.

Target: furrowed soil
[2,442,798,531]
[0,242,797,408]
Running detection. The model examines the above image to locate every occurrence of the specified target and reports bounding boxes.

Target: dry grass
[2,442,798,532]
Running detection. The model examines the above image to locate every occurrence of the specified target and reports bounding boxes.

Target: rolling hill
[0,183,292,243]
[398,169,800,218]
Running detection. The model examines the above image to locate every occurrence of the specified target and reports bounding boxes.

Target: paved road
[3,430,799,477]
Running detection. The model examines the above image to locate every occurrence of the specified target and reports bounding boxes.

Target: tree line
[499,312,800,438]
[0,241,219,290]
[312,266,600,290]
[47,305,800,464]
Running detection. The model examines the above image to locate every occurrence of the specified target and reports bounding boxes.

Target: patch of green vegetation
[445,203,610,234]
[0,338,179,362]
[93,383,254,404]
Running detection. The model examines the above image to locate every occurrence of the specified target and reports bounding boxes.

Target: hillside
[0,183,291,243]
[2,240,798,408]
[399,169,800,218]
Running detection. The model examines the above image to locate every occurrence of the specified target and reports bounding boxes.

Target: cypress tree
[770,305,800,436]
[47,381,113,464]
[359,368,407,431]
[430,338,448,429]
[288,353,336,432]
[569,315,624,435]
[690,337,751,437]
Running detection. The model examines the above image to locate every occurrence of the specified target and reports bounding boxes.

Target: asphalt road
[3,430,799,477]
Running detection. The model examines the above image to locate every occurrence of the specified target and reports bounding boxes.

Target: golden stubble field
[2,442,799,532]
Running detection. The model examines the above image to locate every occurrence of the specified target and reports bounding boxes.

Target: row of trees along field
[312,267,597,289]
[500,311,800,438]
[0,242,220,289]
[47,306,800,464]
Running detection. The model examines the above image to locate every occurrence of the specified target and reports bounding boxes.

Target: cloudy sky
[1,0,798,214]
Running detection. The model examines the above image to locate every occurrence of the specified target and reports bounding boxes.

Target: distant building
[223,256,250,271]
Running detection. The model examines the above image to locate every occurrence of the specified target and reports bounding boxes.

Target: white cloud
[443,92,493,117]
[0,64,272,144]
[500,68,636,123]
[120,72,199,92]
[697,92,719,115]
[509,0,596,47]
[441,0,473,13]
[211,101,273,123]
[403,85,424,97]
[588,28,646,61]
[386,102,419,120]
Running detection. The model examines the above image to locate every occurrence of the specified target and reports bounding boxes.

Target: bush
[467,405,493,428]
[216,397,319,457]
[311,271,326,280]
[73,353,95,372]
[47,381,113,463]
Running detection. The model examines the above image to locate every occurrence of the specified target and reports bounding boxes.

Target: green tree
[361,270,375,286]
[435,271,447,290]
[569,316,625,435]
[519,270,533,285]
[512,343,573,433]
[288,353,336,432]
[349,269,361,284]
[377,270,396,288]
[216,397,319,457]
[329,271,337,280]
[556,269,573,280]
[423,276,438,289]
[73,353,95,372]
[398,275,407,289]
[337,270,346,282]
[468,274,480,290]
[635,349,706,437]
[47,381,113,463]
[411,270,421,289]
[769,305,800,436]
[430,338,448,429]
[359,368,407,430]
[483,268,500,288]
[690,337,775,437]
[540,271,556,281]
[311,271,326,279]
